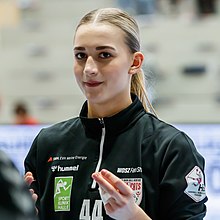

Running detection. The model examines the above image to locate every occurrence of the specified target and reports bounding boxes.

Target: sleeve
[0,150,37,220]
[159,131,208,220]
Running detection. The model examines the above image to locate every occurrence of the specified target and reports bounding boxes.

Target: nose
[83,56,97,75]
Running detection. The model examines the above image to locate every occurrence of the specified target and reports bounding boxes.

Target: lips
[84,81,103,87]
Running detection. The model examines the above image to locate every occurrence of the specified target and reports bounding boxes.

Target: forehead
[74,23,126,46]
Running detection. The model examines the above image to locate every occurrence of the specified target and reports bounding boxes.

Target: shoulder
[36,117,81,141]
[41,117,80,133]
[141,113,182,139]
[142,113,199,154]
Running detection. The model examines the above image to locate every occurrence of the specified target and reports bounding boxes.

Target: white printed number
[79,199,103,220]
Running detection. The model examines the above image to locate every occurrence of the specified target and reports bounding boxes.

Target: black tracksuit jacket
[25,94,207,220]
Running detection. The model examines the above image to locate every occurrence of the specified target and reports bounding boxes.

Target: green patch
[54,176,73,211]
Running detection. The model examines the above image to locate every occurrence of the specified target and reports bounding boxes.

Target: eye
[75,52,87,60]
[99,52,112,59]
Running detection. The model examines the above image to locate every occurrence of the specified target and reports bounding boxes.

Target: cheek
[73,69,84,91]
[109,72,120,84]
[107,71,129,91]
[109,66,130,83]
[73,64,82,79]
[73,61,78,72]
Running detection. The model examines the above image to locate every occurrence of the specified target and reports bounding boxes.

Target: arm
[158,131,207,219]
[92,169,151,220]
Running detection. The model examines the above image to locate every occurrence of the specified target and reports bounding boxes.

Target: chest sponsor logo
[47,155,87,163]
[51,164,79,172]
[54,176,73,212]
[122,178,142,205]
[184,166,206,202]
[117,167,142,173]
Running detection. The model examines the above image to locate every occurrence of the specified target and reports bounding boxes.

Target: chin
[86,94,103,103]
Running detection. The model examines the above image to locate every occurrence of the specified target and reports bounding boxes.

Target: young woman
[24,8,207,220]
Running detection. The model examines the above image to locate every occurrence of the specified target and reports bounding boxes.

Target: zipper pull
[98,118,104,127]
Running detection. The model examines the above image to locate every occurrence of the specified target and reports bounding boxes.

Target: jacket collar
[80,94,145,137]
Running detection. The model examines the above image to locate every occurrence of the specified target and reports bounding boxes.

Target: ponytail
[131,69,157,116]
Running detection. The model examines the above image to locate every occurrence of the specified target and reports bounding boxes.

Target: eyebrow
[73,46,116,51]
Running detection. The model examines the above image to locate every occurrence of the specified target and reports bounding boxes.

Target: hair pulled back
[75,8,155,114]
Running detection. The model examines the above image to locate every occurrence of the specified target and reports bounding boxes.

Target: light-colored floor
[0,0,220,124]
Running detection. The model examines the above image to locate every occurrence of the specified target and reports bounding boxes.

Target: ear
[129,52,144,75]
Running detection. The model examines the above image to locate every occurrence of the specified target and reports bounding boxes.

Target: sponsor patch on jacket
[47,155,87,162]
[117,167,142,173]
[122,178,142,205]
[184,166,206,202]
[54,176,73,212]
[51,164,79,172]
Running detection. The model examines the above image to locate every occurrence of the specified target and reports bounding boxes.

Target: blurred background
[0,0,220,124]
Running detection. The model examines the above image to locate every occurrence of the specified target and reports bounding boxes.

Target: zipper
[91,118,105,189]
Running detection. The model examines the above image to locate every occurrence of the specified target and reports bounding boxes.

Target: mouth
[84,81,103,87]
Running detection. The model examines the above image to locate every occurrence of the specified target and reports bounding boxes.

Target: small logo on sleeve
[184,166,206,202]
[54,176,73,212]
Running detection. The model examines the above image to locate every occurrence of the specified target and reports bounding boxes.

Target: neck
[87,96,132,118]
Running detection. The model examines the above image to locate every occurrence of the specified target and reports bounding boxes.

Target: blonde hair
[75,8,156,115]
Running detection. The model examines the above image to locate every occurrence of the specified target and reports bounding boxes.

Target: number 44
[79,199,103,220]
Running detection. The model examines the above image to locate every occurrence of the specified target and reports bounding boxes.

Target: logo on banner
[184,166,206,202]
[54,176,73,212]
[122,178,142,205]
